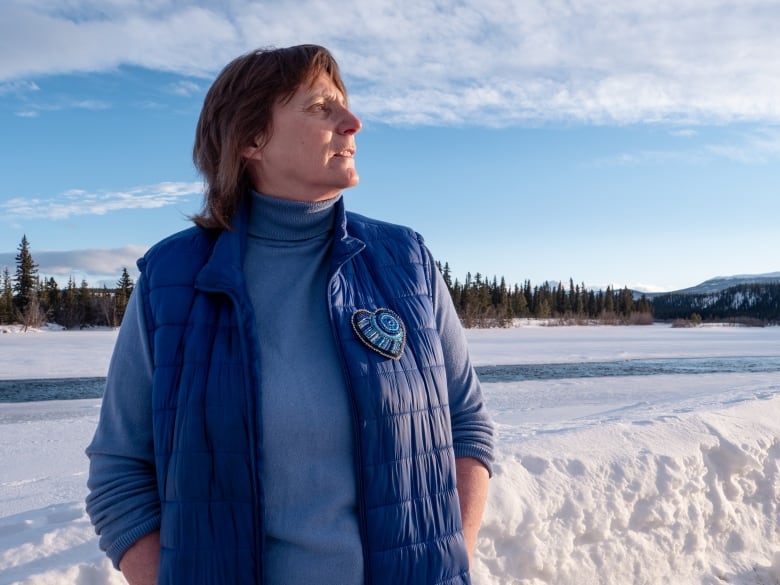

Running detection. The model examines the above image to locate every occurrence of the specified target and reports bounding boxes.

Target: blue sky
[1,1,779,292]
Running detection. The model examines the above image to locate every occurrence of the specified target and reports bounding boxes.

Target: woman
[86,44,494,585]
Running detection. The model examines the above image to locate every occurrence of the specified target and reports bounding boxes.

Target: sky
[1,1,779,293]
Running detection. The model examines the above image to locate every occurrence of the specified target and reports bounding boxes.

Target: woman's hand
[119,530,160,585]
[455,457,490,564]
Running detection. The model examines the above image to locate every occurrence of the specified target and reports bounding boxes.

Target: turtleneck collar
[248,190,341,241]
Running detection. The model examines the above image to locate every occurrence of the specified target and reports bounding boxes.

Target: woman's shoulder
[345,210,423,244]
[137,225,218,279]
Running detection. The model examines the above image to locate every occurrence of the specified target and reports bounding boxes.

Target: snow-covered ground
[1,323,779,585]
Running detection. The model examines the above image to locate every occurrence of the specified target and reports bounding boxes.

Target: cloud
[670,129,698,138]
[589,148,707,168]
[0,245,145,286]
[706,126,780,164]
[0,80,40,95]
[1,1,780,126]
[1,181,203,220]
[167,80,202,97]
[592,125,780,167]
[10,97,112,118]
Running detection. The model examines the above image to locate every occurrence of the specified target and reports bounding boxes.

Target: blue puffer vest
[138,199,470,585]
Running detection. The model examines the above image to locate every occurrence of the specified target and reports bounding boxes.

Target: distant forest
[1,236,778,329]
[438,263,780,327]
[1,236,133,330]
[436,261,653,328]
[436,261,780,327]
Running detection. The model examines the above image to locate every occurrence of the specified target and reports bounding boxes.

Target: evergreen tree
[57,276,81,329]
[13,235,38,315]
[114,267,135,325]
[43,277,60,321]
[441,262,452,290]
[603,286,615,314]
[78,279,94,326]
[617,286,634,316]
[575,283,585,316]
[1,267,14,324]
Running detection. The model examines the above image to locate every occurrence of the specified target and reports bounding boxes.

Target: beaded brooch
[351,308,406,360]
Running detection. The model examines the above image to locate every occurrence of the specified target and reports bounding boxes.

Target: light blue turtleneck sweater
[243,192,363,583]
[86,191,493,583]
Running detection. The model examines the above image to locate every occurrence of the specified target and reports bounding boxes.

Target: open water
[2,356,780,403]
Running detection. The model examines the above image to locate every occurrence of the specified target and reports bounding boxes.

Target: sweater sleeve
[426,249,495,476]
[85,277,161,568]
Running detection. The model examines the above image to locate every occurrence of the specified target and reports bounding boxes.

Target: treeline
[4,234,777,330]
[437,262,653,328]
[652,283,780,324]
[1,235,134,330]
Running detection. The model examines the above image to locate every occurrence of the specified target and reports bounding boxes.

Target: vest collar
[330,197,365,271]
[194,195,365,293]
[194,200,250,294]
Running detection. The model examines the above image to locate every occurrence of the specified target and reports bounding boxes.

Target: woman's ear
[241,133,266,160]
[241,143,262,161]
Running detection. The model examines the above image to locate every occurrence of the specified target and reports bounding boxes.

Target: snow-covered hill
[643,271,780,298]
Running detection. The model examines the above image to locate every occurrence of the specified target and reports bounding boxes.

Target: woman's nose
[338,107,362,135]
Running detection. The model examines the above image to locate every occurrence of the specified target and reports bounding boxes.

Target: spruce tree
[58,276,80,329]
[13,235,38,315]
[1,267,14,324]
[441,262,452,290]
[78,279,93,326]
[114,267,134,325]
[43,277,60,321]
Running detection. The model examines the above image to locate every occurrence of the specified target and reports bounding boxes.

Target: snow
[1,323,779,585]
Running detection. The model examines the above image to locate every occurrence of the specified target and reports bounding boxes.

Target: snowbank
[473,394,780,585]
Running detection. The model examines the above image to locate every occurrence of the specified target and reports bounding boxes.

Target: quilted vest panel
[139,226,262,585]
[330,213,470,585]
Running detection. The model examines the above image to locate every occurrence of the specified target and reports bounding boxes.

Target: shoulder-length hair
[192,44,348,229]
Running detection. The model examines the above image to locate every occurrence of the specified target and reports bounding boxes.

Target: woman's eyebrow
[307,84,346,104]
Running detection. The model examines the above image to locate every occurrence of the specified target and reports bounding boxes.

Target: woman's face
[243,73,362,202]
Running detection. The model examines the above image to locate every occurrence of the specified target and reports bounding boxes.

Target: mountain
[647,271,780,323]
[641,271,780,299]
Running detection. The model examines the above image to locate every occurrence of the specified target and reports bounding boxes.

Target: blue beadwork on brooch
[351,308,406,360]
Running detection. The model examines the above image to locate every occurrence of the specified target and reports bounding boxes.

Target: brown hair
[192,44,348,229]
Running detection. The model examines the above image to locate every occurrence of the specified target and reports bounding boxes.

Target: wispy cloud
[589,149,708,168]
[591,126,780,168]
[11,97,112,118]
[167,80,202,97]
[0,80,40,95]
[1,181,203,220]
[1,1,779,126]
[706,127,780,164]
[669,129,698,138]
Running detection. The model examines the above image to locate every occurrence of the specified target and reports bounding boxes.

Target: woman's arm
[119,530,161,585]
[425,248,495,562]
[456,456,490,563]
[427,249,495,472]
[85,282,161,569]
